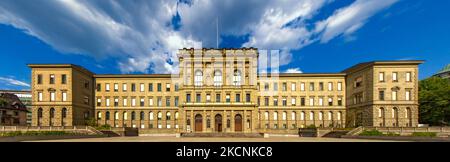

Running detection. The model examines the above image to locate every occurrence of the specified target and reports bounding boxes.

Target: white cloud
[285,68,303,73]
[315,0,398,43]
[0,0,398,73]
[0,77,30,87]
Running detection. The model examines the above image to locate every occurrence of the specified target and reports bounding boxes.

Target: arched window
[282,111,287,121]
[291,112,296,120]
[319,111,323,120]
[140,111,145,120]
[273,112,278,120]
[123,112,128,120]
[105,111,110,120]
[38,108,43,118]
[264,111,269,120]
[328,111,333,121]
[114,112,119,120]
[157,112,162,120]
[166,112,171,120]
[233,70,242,86]
[50,108,55,118]
[194,70,203,86]
[175,112,179,120]
[62,108,67,119]
[337,111,342,121]
[300,111,305,120]
[310,111,314,120]
[131,111,136,120]
[379,107,384,118]
[214,70,223,86]
[149,111,154,120]
[97,112,102,119]
[405,107,410,118]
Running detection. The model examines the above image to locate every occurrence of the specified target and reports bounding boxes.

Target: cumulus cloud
[285,68,303,73]
[0,77,30,87]
[0,0,398,73]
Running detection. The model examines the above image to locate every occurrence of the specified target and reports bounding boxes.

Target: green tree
[419,77,450,126]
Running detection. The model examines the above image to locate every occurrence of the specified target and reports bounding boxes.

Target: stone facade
[28,48,423,133]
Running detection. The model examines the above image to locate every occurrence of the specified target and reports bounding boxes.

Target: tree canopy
[419,77,450,126]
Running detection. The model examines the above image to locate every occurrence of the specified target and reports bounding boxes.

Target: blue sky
[0,0,449,90]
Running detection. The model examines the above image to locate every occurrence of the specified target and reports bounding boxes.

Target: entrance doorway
[235,114,242,132]
[195,114,203,132]
[215,114,222,132]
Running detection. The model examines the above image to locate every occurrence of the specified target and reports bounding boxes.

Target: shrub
[95,124,112,130]
[384,132,400,136]
[85,118,98,127]
[412,132,437,137]
[359,130,383,136]
[306,124,317,129]
[0,131,85,137]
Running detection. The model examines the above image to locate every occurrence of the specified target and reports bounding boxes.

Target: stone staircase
[181,133,264,138]
[322,130,351,138]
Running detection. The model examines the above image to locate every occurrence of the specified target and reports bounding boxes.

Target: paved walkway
[26,136,405,142]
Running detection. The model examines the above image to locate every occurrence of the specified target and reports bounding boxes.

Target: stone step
[181,133,264,138]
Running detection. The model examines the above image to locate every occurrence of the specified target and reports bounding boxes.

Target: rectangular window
[246,93,251,102]
[122,83,127,92]
[226,94,231,103]
[105,83,110,91]
[106,98,110,107]
[186,94,191,102]
[319,97,324,106]
[282,98,287,106]
[328,82,333,91]
[328,97,333,106]
[338,97,342,106]
[216,94,221,102]
[97,98,101,106]
[274,83,278,91]
[140,98,145,106]
[206,94,211,102]
[140,83,145,92]
[49,74,55,84]
[36,92,43,102]
[131,83,136,92]
[291,83,296,91]
[301,97,305,106]
[355,77,363,88]
[37,74,42,84]
[50,92,55,101]
[175,84,179,91]
[392,91,397,101]
[235,94,240,102]
[149,98,153,106]
[291,98,296,106]
[273,98,278,106]
[174,97,179,106]
[319,82,324,91]
[132,98,136,106]
[166,98,170,106]
[62,92,67,101]
[309,97,314,106]
[300,82,305,91]
[393,72,398,82]
[61,74,67,84]
[264,97,269,106]
[196,94,201,103]
[379,91,385,101]
[157,83,162,92]
[149,83,153,92]
[337,82,342,91]
[123,98,127,106]
[114,98,118,107]
[309,83,315,91]
[96,84,101,91]
[282,83,287,91]
[114,83,119,92]
[166,83,170,91]
[379,72,385,82]
[406,90,411,101]
[264,83,269,91]
[157,97,162,106]
[406,72,411,82]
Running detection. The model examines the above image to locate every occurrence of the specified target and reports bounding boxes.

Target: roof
[258,73,346,77]
[342,60,424,73]
[94,74,177,78]
[27,64,95,76]
[436,64,450,75]
[0,93,28,111]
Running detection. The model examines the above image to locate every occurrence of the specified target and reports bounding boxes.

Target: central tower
[177,48,259,133]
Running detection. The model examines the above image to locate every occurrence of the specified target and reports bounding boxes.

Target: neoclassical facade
[28,48,423,133]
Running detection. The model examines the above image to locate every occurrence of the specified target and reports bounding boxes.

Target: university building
[28,48,423,133]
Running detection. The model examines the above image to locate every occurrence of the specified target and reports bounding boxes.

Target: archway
[234,114,242,132]
[195,114,203,132]
[215,114,223,132]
